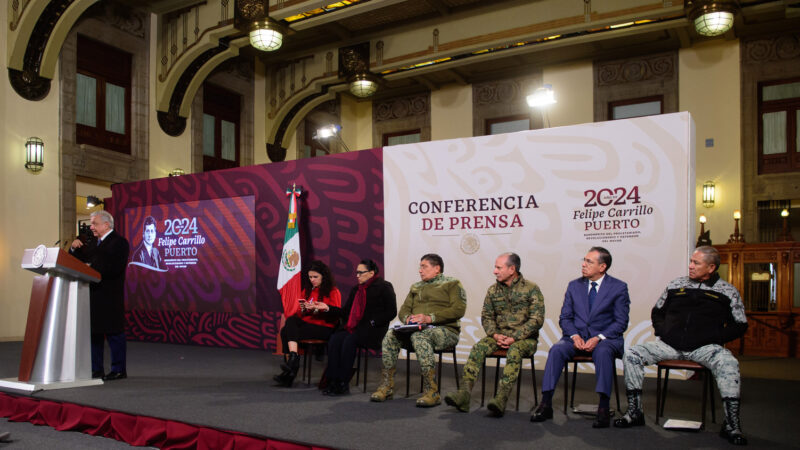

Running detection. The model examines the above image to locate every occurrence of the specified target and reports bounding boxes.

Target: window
[486,115,530,135]
[76,35,132,154]
[383,129,421,147]
[758,78,800,174]
[609,96,663,120]
[203,84,241,172]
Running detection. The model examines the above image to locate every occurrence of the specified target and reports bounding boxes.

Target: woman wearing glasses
[274,260,342,387]
[322,259,397,395]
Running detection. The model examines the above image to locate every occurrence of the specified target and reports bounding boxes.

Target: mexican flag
[277,185,302,317]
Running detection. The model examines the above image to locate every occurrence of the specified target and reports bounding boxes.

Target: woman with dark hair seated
[274,260,342,387]
[322,259,397,395]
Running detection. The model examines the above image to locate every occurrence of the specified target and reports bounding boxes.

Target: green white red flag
[278,185,302,317]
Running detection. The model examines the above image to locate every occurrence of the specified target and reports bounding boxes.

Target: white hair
[91,210,114,229]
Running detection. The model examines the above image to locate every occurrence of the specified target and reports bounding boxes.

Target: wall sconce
[697,214,712,247]
[686,0,737,37]
[526,84,557,108]
[778,208,793,242]
[728,209,745,243]
[169,168,185,177]
[249,20,283,52]
[25,137,44,172]
[86,195,104,209]
[702,181,715,207]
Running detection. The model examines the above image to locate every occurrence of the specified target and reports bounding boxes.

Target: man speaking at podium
[70,210,130,381]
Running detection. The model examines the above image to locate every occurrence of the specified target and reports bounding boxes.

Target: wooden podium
[0,245,104,391]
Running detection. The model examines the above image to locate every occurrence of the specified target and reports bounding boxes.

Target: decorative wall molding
[374,94,429,122]
[742,32,800,66]
[596,53,675,86]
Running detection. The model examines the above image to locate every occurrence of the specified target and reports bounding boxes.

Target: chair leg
[481,360,487,406]
[531,356,539,407]
[437,351,443,393]
[563,363,569,415]
[656,367,663,425]
[700,370,708,430]
[515,364,522,411]
[451,349,460,390]
[363,350,369,393]
[355,348,362,385]
[406,350,411,397]
[708,372,716,423]
[570,362,578,411]
[613,366,621,413]
[494,358,501,397]
[661,370,671,417]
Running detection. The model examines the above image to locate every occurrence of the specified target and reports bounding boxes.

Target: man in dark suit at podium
[70,210,130,381]
[531,246,630,428]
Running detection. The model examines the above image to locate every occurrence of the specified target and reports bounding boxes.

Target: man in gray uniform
[614,246,748,446]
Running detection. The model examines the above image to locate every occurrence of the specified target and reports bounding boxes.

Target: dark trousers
[91,332,126,373]
[541,337,622,397]
[280,316,334,354]
[327,330,360,381]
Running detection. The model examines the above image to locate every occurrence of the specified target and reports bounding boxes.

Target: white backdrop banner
[383,112,696,370]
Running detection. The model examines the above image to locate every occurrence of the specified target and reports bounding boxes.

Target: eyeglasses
[356,270,369,275]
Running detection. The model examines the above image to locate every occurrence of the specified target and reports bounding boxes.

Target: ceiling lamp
[686,1,737,37]
[349,73,378,98]
[250,21,283,51]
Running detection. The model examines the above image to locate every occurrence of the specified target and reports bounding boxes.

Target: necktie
[589,281,598,310]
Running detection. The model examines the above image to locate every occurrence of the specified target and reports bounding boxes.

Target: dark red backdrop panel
[110,148,385,350]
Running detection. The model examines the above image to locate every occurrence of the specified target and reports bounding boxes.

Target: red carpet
[0,392,328,450]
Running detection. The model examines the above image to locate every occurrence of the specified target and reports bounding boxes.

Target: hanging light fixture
[349,73,378,98]
[249,21,283,52]
[686,1,738,37]
[25,137,44,172]
[86,195,103,209]
[169,168,185,177]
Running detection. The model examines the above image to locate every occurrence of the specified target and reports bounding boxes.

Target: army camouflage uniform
[380,273,467,372]
[460,275,544,394]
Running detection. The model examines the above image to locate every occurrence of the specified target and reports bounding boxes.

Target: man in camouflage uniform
[371,253,467,407]
[444,252,544,417]
[614,246,748,446]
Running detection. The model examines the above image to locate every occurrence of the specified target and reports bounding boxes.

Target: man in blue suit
[530,246,630,428]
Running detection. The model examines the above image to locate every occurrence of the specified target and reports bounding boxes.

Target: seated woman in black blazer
[321,259,397,395]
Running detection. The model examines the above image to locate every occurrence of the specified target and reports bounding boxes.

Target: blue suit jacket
[559,274,630,343]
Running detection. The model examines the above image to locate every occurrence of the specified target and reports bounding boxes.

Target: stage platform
[0,341,796,449]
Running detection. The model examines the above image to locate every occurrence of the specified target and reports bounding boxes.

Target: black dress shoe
[530,403,553,422]
[103,371,127,381]
[592,408,611,428]
[92,371,104,379]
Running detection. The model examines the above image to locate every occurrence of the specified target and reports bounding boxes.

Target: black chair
[480,349,538,411]
[655,360,716,428]
[562,353,621,414]
[403,344,460,396]
[353,346,373,392]
[299,339,328,386]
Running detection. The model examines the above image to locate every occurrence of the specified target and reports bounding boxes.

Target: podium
[0,245,104,391]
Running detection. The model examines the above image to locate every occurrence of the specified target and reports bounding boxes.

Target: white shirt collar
[99,229,113,242]
[588,273,606,291]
